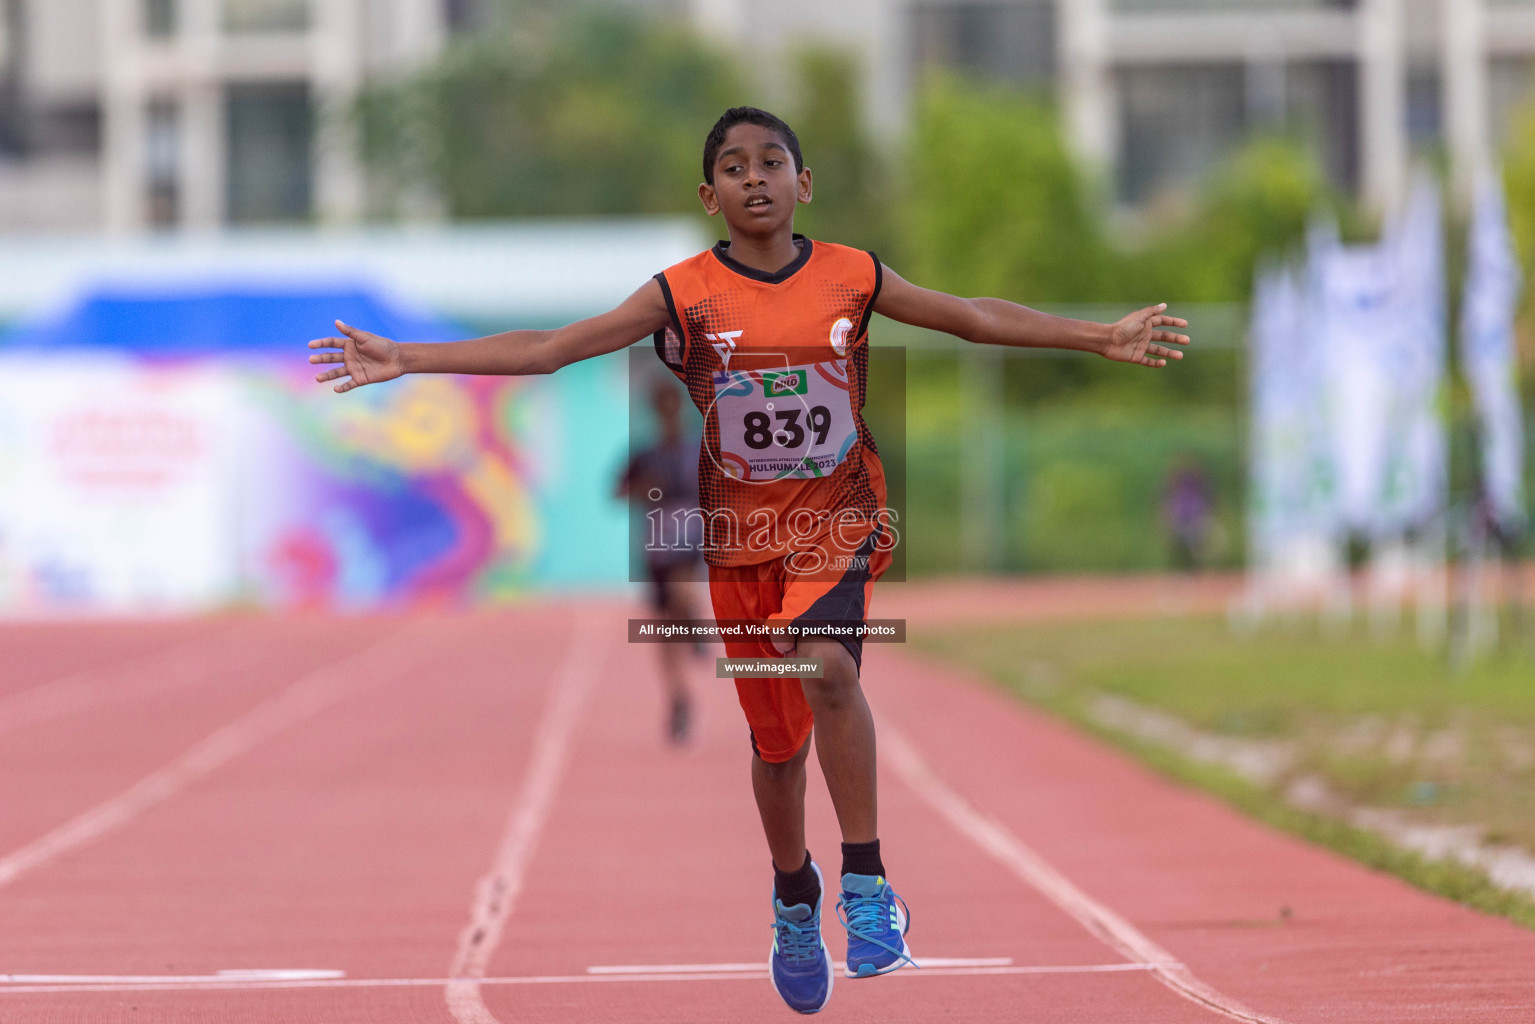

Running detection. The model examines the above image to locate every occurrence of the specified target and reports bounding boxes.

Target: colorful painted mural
[0,285,629,615]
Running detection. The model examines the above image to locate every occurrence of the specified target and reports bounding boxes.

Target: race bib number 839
[712,361,857,481]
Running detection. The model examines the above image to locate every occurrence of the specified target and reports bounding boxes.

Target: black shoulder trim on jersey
[856,251,883,340]
[710,235,813,284]
[653,272,685,366]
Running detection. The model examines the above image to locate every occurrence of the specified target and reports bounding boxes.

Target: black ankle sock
[773,851,819,910]
[841,839,885,878]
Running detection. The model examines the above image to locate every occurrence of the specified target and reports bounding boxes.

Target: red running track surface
[1,597,1533,1023]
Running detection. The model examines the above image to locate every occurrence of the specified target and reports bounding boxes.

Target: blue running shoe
[769,861,833,1013]
[837,873,916,978]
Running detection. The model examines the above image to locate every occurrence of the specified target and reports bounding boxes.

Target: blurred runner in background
[615,379,705,744]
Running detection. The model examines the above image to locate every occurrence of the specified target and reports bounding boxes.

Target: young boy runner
[308,106,1189,1015]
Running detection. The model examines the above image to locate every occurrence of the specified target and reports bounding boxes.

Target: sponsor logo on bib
[764,370,806,396]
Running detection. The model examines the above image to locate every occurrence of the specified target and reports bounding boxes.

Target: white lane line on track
[0,629,433,890]
[0,622,253,737]
[446,626,608,1024]
[585,956,1014,974]
[882,724,1293,1024]
[0,962,1167,994]
[0,970,345,984]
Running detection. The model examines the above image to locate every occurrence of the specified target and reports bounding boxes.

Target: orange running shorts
[708,526,892,763]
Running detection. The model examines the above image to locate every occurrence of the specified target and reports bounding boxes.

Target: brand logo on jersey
[705,330,743,368]
[764,370,806,397]
[829,317,853,356]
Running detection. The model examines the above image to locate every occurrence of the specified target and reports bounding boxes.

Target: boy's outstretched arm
[308,279,672,392]
[872,267,1189,367]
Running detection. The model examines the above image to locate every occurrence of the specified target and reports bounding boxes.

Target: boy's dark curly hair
[702,107,804,185]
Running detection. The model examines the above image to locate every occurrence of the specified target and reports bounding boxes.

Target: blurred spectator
[1162,456,1215,573]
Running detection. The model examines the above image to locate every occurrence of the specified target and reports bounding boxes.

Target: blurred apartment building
[708,0,1535,213]
[0,0,482,233]
[3,0,1535,235]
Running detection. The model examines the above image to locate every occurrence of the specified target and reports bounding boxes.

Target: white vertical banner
[1241,241,1354,620]
[1460,167,1528,536]
[1380,173,1449,534]
[1250,262,1325,565]
[1248,263,1289,571]
[0,358,242,615]
[1310,225,1396,536]
[1247,184,1456,626]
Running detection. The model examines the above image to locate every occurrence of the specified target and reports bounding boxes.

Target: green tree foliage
[899,75,1110,303]
[1155,138,1329,302]
[785,47,888,253]
[1502,96,1535,274]
[897,73,1330,306]
[1498,94,1535,370]
[355,8,741,218]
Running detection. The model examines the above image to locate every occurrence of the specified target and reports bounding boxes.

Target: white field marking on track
[0,962,1167,995]
[882,724,1293,1024]
[0,970,345,984]
[585,956,1014,974]
[445,626,609,1024]
[0,621,254,737]
[0,629,435,889]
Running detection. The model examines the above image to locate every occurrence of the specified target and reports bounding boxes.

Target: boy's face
[698,123,812,233]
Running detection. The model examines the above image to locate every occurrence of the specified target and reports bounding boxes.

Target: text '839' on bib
[710,358,856,482]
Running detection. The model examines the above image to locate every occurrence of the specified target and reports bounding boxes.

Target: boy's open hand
[1102,303,1190,368]
[308,321,404,393]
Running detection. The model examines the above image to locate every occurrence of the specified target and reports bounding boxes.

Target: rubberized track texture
[2,597,1533,1023]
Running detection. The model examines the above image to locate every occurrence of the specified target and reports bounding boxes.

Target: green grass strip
[908,620,1535,933]
[1094,716,1535,931]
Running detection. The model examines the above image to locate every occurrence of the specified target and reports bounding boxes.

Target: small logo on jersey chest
[830,318,853,356]
[705,330,742,368]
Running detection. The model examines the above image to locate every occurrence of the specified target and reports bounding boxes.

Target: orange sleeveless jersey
[653,237,888,568]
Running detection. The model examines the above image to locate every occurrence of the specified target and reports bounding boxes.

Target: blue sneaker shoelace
[836,890,918,969]
[773,906,825,966]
